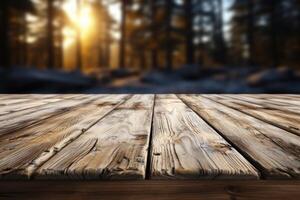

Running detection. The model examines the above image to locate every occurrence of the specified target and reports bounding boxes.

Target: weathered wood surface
[0,95,130,178]
[0,95,99,137]
[204,95,300,136]
[227,95,300,114]
[151,94,258,179]
[35,95,154,180]
[244,94,300,106]
[179,95,300,179]
[0,94,299,180]
[0,95,79,116]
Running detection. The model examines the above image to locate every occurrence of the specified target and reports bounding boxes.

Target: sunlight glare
[79,7,93,30]
[63,0,94,47]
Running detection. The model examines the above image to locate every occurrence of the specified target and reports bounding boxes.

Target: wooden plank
[227,95,300,114]
[151,94,258,179]
[179,95,300,179]
[243,95,300,107]
[0,94,58,101]
[0,94,84,116]
[33,95,155,180]
[205,95,300,136]
[0,95,130,178]
[1,180,300,200]
[0,95,98,137]
[0,98,62,116]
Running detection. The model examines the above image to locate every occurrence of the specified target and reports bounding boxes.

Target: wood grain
[151,94,258,179]
[0,95,83,116]
[227,95,300,114]
[244,94,300,106]
[205,95,300,136]
[0,94,58,101]
[179,95,300,179]
[34,95,155,180]
[0,95,129,178]
[0,95,98,137]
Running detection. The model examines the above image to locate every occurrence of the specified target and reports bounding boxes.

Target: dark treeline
[0,0,299,74]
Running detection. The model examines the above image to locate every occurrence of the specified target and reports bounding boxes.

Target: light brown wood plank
[179,95,300,179]
[244,95,300,107]
[227,95,300,114]
[0,98,62,116]
[205,95,300,136]
[0,95,130,178]
[0,94,59,101]
[34,95,155,180]
[151,94,258,179]
[0,94,84,116]
[0,95,99,137]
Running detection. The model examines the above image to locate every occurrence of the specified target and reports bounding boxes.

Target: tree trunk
[247,0,255,66]
[76,0,82,71]
[104,10,111,68]
[217,0,227,64]
[185,0,195,65]
[104,21,111,68]
[58,20,64,69]
[47,0,55,69]
[165,0,173,71]
[57,0,64,70]
[150,0,158,69]
[22,13,28,67]
[0,1,11,69]
[119,0,127,69]
[270,0,279,67]
[197,0,204,65]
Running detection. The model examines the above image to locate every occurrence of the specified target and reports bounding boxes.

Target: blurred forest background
[0,0,299,93]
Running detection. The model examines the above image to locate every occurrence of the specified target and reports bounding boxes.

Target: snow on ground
[1,66,300,94]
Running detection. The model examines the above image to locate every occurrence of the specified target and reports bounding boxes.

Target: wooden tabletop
[0,94,299,180]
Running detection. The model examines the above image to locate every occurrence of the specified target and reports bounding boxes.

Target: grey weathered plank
[0,94,81,103]
[179,95,300,179]
[0,94,84,116]
[205,95,300,136]
[0,95,130,178]
[227,95,300,114]
[34,95,155,180]
[0,94,58,101]
[151,94,258,179]
[0,95,99,137]
[244,94,300,106]
[0,98,62,116]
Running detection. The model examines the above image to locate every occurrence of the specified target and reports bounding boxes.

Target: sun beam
[62,0,94,47]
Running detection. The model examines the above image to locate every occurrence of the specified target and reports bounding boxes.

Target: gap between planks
[31,95,155,180]
[203,95,300,137]
[0,95,131,179]
[25,95,133,178]
[151,94,259,179]
[178,95,300,179]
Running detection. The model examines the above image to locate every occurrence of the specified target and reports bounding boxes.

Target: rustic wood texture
[178,95,300,179]
[227,95,300,114]
[0,95,98,137]
[34,95,155,180]
[151,94,258,179]
[0,95,130,178]
[204,95,300,136]
[0,95,79,116]
[0,94,299,181]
